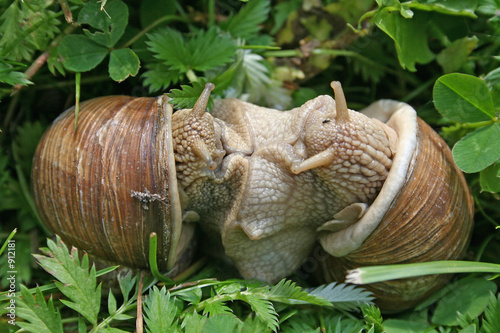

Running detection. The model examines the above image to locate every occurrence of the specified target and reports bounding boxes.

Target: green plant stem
[148,232,175,284]
[120,15,189,49]
[474,195,500,228]
[91,298,138,332]
[186,69,198,82]
[208,0,215,26]
[346,261,500,285]
[74,72,81,129]
[0,229,17,256]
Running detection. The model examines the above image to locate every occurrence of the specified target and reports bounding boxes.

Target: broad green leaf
[108,48,140,82]
[220,0,271,39]
[410,0,478,18]
[382,319,436,333]
[78,0,128,48]
[437,36,478,73]
[16,285,64,333]
[203,314,243,333]
[33,236,101,325]
[480,160,500,193]
[452,123,500,173]
[58,35,108,72]
[143,286,180,333]
[433,73,496,122]
[374,10,434,71]
[432,278,497,326]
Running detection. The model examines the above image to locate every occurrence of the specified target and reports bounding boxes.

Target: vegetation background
[0,0,499,332]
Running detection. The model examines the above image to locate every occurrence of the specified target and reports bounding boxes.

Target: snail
[31,82,473,311]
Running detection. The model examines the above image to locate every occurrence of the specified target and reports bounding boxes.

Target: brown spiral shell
[31,95,183,271]
[314,116,474,313]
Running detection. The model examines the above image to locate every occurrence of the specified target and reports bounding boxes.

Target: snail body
[32,82,473,310]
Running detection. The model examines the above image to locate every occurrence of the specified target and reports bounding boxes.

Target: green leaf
[203,314,243,333]
[374,10,434,71]
[16,285,64,333]
[308,282,374,311]
[108,289,117,315]
[118,272,136,302]
[108,48,140,82]
[237,293,278,332]
[409,0,478,18]
[452,123,500,173]
[33,236,101,325]
[433,73,496,122]
[480,161,500,193]
[58,35,108,72]
[432,278,497,326]
[146,27,237,73]
[362,304,384,333]
[182,311,207,333]
[220,0,271,39]
[143,286,180,333]
[437,36,479,73]
[267,279,331,306]
[482,293,500,333]
[78,0,128,48]
[382,318,436,333]
[167,80,211,109]
[0,62,32,86]
[142,63,181,93]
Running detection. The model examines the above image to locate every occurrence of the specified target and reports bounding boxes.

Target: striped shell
[313,101,474,313]
[31,95,184,271]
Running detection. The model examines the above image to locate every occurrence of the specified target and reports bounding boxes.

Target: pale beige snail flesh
[31,82,473,311]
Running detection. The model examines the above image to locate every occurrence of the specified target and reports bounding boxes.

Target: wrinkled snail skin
[31,82,473,311]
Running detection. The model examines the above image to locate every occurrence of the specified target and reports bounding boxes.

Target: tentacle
[330,81,350,123]
[191,83,215,118]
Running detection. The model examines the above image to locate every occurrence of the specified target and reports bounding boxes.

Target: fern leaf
[16,285,63,333]
[308,282,374,311]
[143,286,180,333]
[238,293,278,332]
[267,279,331,306]
[482,293,500,333]
[33,236,101,325]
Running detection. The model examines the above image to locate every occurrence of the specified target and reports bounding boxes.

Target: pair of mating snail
[32,82,474,312]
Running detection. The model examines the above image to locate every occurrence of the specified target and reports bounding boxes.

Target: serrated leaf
[452,123,500,173]
[267,279,331,306]
[0,62,32,86]
[374,9,434,71]
[182,311,207,333]
[308,282,374,311]
[482,293,500,333]
[433,73,495,122]
[146,27,237,73]
[78,0,128,48]
[202,300,234,316]
[143,286,180,333]
[480,161,500,193]
[203,314,243,333]
[361,304,384,333]
[109,48,140,82]
[238,294,278,332]
[58,35,108,72]
[220,0,270,39]
[142,63,181,93]
[33,236,101,325]
[16,285,64,333]
[167,80,212,110]
[432,278,497,326]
